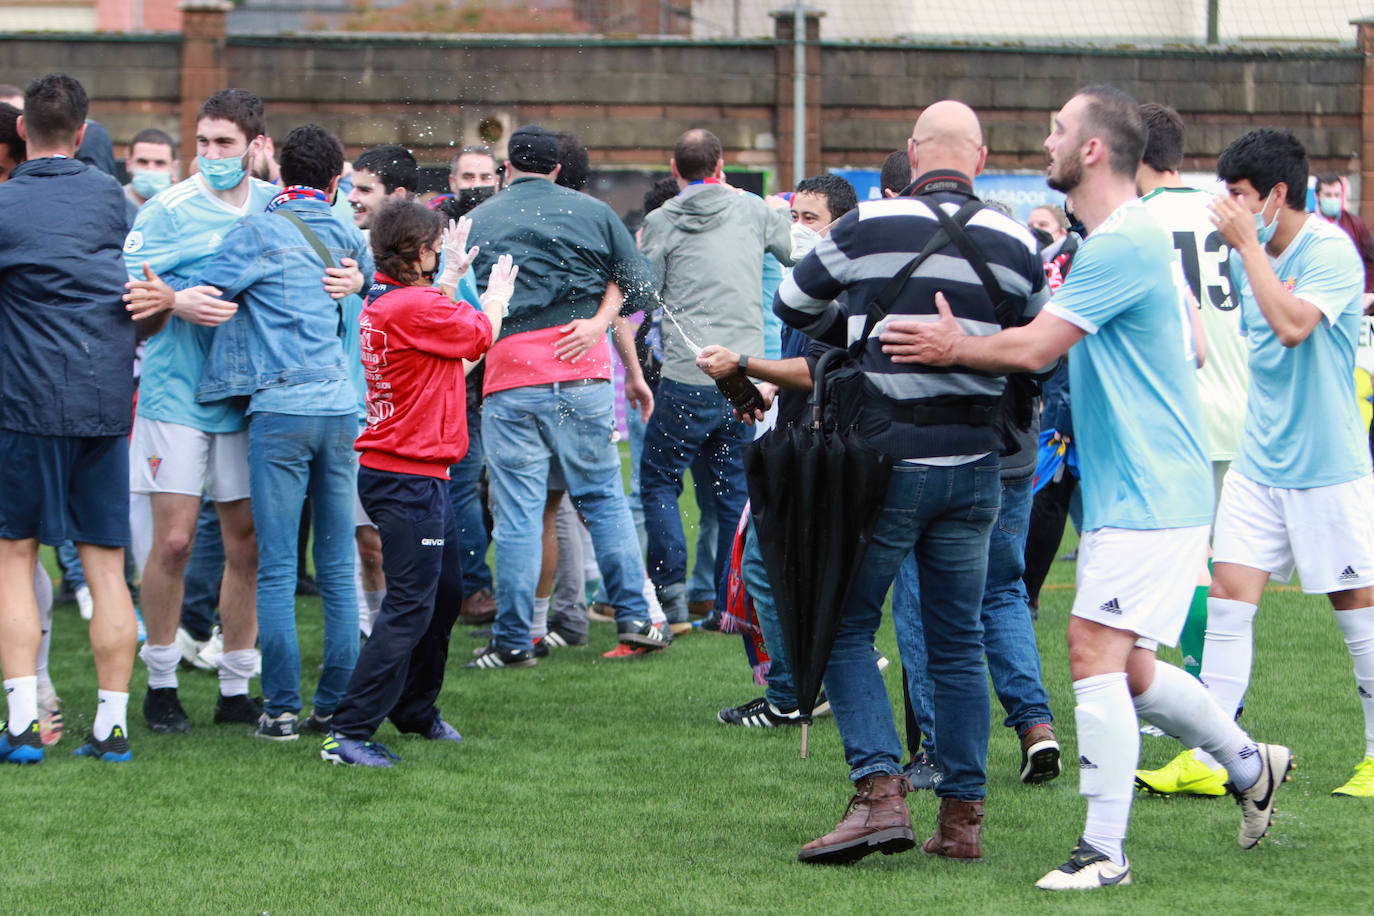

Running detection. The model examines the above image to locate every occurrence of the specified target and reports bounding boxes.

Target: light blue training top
[1043,199,1213,531]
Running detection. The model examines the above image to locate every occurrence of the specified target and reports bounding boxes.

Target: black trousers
[332,466,465,739]
[1022,472,1078,608]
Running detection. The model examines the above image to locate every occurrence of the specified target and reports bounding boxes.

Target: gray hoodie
[640,183,793,385]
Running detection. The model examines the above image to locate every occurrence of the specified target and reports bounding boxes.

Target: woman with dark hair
[322,202,516,767]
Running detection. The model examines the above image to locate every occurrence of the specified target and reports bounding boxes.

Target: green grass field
[9,524,1373,915]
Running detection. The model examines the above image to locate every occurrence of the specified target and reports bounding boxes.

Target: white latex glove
[480,254,517,316]
[439,217,479,289]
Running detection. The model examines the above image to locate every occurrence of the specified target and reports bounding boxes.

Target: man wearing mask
[1315,173,1374,307]
[123,128,179,222]
[436,145,499,223]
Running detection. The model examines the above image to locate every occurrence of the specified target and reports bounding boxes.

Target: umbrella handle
[811,348,847,430]
[800,721,809,759]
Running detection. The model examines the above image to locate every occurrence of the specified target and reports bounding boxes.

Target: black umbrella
[744,348,894,757]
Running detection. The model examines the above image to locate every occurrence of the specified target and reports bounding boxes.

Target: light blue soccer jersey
[1043,199,1213,531]
[1230,214,1371,488]
[123,175,277,433]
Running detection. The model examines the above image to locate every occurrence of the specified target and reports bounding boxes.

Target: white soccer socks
[93,689,128,742]
[4,676,38,733]
[1200,597,1258,718]
[1334,606,1374,759]
[218,649,258,698]
[1133,659,1261,790]
[139,642,181,690]
[532,595,550,641]
[1074,673,1137,866]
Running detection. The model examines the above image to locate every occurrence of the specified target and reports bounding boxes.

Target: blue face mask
[1319,196,1342,219]
[130,170,172,200]
[1255,190,1280,245]
[197,151,248,191]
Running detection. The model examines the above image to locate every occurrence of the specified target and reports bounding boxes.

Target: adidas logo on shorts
[1079,755,1097,770]
[1360,685,1372,700]
[1338,565,1359,582]
[1098,598,1122,614]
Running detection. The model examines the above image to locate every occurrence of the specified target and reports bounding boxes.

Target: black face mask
[454,185,496,216]
[1030,226,1054,252]
[419,265,438,283]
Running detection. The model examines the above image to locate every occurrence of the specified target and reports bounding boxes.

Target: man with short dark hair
[880,148,910,198]
[124,127,179,215]
[347,144,417,230]
[0,73,138,765]
[639,128,793,627]
[465,124,665,666]
[1314,171,1374,300]
[191,123,372,740]
[0,102,21,183]
[1197,128,1374,799]
[881,86,1289,890]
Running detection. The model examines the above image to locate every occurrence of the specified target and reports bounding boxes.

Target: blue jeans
[741,518,796,710]
[895,475,1053,763]
[483,381,649,652]
[448,399,493,597]
[640,379,748,619]
[687,457,719,604]
[823,455,999,799]
[627,395,648,554]
[57,541,85,591]
[249,411,360,717]
[180,497,225,641]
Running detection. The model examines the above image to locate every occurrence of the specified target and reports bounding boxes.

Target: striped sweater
[775,170,1048,459]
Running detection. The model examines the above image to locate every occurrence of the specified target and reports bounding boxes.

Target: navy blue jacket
[0,157,134,436]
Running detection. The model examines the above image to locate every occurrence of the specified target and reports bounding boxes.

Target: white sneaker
[196,626,224,671]
[75,584,93,620]
[1233,743,1294,849]
[1035,839,1131,891]
[176,627,214,671]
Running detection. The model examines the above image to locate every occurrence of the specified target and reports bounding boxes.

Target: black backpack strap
[851,220,953,355]
[276,209,346,339]
[915,197,1019,328]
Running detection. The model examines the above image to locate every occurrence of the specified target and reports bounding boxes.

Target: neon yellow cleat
[1332,755,1374,797]
[1135,748,1227,796]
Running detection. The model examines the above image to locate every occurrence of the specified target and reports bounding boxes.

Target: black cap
[507,125,559,174]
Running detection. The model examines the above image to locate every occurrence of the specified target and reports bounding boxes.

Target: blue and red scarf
[265,185,329,212]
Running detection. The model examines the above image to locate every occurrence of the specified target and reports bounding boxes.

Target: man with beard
[880,85,1289,890]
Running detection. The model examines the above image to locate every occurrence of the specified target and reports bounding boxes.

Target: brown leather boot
[798,773,915,864]
[922,797,984,860]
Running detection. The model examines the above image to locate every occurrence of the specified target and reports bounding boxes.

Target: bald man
[777,100,1050,864]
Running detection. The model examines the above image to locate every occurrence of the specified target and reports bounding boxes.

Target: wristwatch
[738,353,750,375]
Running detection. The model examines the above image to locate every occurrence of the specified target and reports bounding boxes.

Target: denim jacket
[194,198,372,408]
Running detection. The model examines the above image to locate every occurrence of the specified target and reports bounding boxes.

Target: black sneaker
[543,627,587,649]
[617,619,671,649]
[900,751,944,791]
[213,693,264,725]
[717,697,802,727]
[532,638,550,659]
[699,609,724,632]
[255,711,300,741]
[143,687,191,734]
[464,645,537,669]
[300,709,334,734]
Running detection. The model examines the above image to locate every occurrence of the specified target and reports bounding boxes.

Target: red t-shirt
[355,274,493,479]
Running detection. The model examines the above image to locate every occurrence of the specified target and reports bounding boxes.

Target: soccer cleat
[1134,748,1227,796]
[75,584,94,620]
[72,725,132,763]
[617,618,670,649]
[143,687,191,734]
[1230,743,1293,849]
[1332,755,1374,797]
[1020,724,1062,785]
[0,721,44,765]
[464,645,537,669]
[300,709,334,734]
[424,718,463,742]
[213,693,264,725]
[255,711,300,741]
[717,697,802,727]
[1035,839,1131,891]
[901,752,944,791]
[321,732,400,767]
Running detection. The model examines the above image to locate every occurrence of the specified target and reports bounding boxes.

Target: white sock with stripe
[1133,659,1260,790]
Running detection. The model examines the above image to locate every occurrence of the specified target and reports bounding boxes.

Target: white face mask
[1255,189,1281,245]
[790,222,822,261]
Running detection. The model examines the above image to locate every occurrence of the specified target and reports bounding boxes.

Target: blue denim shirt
[193,198,373,411]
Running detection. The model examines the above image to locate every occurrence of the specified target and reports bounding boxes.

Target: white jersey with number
[1140,186,1248,460]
